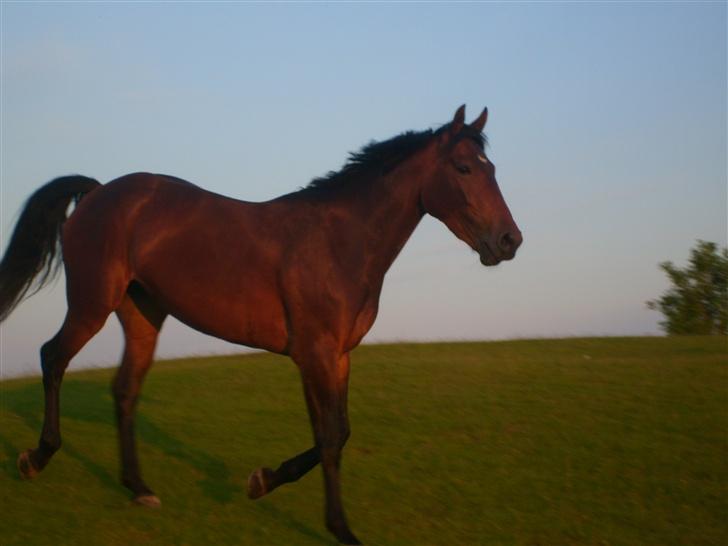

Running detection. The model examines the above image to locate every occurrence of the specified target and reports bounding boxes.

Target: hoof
[247,467,275,500]
[333,529,361,545]
[328,521,361,545]
[17,450,38,480]
[133,494,161,508]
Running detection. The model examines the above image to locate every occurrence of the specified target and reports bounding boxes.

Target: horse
[0,105,521,545]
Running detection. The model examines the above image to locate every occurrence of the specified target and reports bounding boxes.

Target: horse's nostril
[499,233,514,252]
[498,231,522,254]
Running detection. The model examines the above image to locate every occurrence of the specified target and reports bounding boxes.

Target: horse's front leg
[245,355,354,501]
[298,349,359,545]
[246,348,358,544]
[247,446,320,499]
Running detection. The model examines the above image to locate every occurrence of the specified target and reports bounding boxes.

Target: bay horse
[0,105,521,545]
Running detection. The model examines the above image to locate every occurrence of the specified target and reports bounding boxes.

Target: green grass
[1,337,726,545]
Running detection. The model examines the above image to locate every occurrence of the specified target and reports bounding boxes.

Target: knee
[316,421,350,452]
[111,380,135,414]
[111,377,124,400]
[340,424,351,449]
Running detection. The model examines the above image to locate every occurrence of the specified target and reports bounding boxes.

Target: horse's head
[422,105,522,266]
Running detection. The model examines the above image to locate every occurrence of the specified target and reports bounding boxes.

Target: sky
[1,1,726,377]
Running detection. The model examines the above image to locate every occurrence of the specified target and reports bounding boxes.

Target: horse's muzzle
[478,229,522,266]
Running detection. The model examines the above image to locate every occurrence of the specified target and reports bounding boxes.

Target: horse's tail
[0,175,101,322]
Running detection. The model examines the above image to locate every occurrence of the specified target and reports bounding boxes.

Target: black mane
[302,122,486,193]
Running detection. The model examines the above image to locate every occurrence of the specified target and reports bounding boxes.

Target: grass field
[0,337,726,545]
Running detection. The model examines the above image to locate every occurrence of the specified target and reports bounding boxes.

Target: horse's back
[64,171,253,262]
[62,172,290,353]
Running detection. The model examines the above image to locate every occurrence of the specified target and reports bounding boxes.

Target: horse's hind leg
[112,284,166,506]
[17,306,111,478]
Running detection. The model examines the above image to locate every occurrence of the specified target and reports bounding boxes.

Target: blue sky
[1,2,726,376]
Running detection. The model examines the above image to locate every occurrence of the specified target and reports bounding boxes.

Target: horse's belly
[133,242,290,354]
[155,285,289,354]
[129,197,290,353]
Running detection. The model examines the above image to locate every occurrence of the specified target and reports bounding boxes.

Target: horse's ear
[450,104,466,135]
[471,107,488,133]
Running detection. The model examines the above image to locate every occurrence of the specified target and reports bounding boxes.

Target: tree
[647,240,728,335]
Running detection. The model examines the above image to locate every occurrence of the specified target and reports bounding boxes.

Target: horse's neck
[344,160,427,277]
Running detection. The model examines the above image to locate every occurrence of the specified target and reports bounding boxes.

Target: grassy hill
[1,337,726,545]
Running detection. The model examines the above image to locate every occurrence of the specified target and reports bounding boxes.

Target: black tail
[0,175,101,322]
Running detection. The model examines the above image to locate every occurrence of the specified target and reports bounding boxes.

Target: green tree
[647,240,728,335]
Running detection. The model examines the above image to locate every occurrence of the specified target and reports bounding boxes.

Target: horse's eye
[455,163,471,175]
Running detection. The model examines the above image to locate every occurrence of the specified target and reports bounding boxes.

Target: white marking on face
[477,154,488,164]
